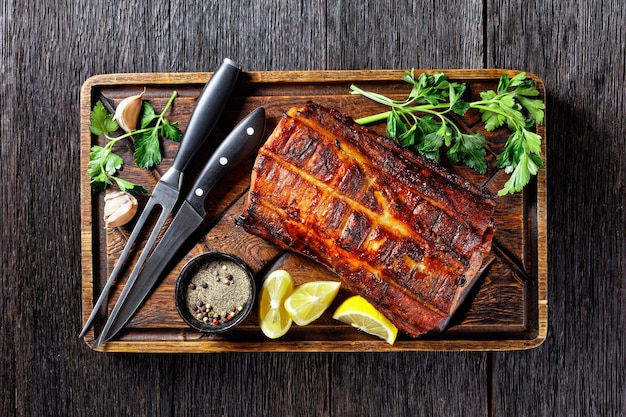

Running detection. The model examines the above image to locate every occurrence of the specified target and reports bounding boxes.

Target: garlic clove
[113,88,145,133]
[104,191,138,228]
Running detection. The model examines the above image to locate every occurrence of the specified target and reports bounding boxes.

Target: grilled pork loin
[239,103,496,337]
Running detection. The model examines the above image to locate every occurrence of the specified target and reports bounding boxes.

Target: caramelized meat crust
[240,103,496,337]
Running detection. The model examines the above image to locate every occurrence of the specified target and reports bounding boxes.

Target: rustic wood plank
[0,2,17,416]
[3,0,624,416]
[326,0,485,70]
[330,352,489,416]
[169,1,328,72]
[172,353,330,416]
[3,1,178,416]
[487,0,626,416]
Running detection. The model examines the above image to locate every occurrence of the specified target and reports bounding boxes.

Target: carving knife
[95,106,266,346]
[80,58,241,338]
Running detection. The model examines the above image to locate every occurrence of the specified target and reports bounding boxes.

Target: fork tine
[79,198,168,338]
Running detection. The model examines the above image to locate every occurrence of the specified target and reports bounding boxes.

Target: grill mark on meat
[246,195,452,328]
[240,103,496,337]
[292,104,495,232]
[289,107,494,259]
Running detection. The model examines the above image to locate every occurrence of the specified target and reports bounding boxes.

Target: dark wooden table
[1,1,624,416]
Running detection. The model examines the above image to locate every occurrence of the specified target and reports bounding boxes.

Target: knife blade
[80,58,242,338]
[94,106,266,346]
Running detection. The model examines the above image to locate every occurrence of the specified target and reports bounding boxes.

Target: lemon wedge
[258,270,294,339]
[284,281,341,326]
[332,295,398,344]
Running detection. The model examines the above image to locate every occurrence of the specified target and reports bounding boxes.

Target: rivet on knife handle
[79,58,241,339]
[187,106,267,216]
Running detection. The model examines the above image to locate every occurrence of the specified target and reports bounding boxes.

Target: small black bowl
[175,252,255,334]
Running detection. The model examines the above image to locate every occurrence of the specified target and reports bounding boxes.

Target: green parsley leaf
[134,129,162,169]
[451,99,470,116]
[517,95,545,124]
[387,110,408,143]
[87,142,147,193]
[417,132,444,162]
[133,98,182,166]
[161,119,182,142]
[112,177,148,194]
[416,115,442,137]
[398,124,417,147]
[89,102,118,136]
[447,133,487,173]
[140,102,157,128]
[88,145,121,175]
[498,152,541,196]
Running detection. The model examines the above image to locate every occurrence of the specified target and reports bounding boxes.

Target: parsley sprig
[350,71,545,195]
[88,91,182,193]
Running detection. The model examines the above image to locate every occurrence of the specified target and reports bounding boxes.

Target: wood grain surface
[1,0,624,416]
[80,70,546,352]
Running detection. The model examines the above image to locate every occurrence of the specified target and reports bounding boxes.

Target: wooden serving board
[80,69,547,352]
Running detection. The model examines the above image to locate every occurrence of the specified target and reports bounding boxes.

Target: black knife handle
[171,58,242,173]
[187,107,266,216]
